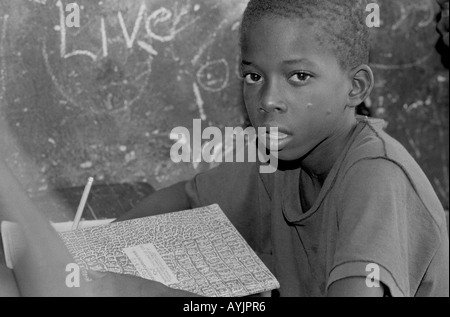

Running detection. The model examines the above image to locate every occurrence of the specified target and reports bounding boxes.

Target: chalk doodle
[28,0,47,5]
[192,82,207,121]
[371,53,433,70]
[191,19,230,66]
[101,17,108,58]
[123,60,153,110]
[391,0,435,31]
[369,0,438,71]
[0,15,9,106]
[42,41,82,110]
[196,59,230,93]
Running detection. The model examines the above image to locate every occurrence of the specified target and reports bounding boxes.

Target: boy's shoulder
[347,117,432,181]
[346,117,432,180]
[347,117,408,162]
[330,118,448,297]
[340,117,447,235]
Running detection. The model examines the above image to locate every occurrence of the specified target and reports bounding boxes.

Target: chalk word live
[54,1,194,62]
[170,119,279,174]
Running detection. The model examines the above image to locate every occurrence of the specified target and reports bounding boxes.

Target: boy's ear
[347,64,374,108]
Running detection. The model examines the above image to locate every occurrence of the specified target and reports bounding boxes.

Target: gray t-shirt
[184,118,449,297]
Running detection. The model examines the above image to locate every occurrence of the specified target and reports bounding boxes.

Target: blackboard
[368,0,449,209]
[0,0,247,192]
[0,0,448,209]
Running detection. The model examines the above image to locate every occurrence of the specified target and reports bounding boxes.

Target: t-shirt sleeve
[327,158,443,297]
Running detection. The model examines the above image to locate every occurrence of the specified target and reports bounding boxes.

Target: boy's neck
[300,117,358,185]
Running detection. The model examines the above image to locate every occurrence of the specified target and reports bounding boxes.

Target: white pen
[72,177,94,230]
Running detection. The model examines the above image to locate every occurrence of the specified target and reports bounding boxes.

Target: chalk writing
[43,0,237,116]
[148,3,201,43]
[56,0,96,61]
[137,41,158,56]
[56,1,200,62]
[118,3,146,49]
[43,32,155,113]
[145,7,175,42]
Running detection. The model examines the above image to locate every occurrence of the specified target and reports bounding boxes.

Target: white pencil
[72,177,94,230]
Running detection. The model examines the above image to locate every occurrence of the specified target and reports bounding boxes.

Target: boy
[90,0,449,297]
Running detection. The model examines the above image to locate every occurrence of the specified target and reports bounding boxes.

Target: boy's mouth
[267,131,289,140]
[266,133,293,151]
[260,124,293,150]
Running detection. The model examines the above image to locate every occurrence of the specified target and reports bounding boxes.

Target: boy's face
[241,16,353,161]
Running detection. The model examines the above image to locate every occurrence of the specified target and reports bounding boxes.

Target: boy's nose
[260,99,287,113]
[260,83,287,113]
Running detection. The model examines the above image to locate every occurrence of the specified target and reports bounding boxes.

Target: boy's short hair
[241,0,370,70]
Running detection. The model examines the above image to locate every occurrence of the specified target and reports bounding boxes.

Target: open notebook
[2,204,279,297]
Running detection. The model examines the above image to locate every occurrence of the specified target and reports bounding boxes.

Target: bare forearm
[0,158,85,297]
[116,181,192,222]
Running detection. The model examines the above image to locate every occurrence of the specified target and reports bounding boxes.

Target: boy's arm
[116,181,192,221]
[0,158,86,296]
[329,159,446,297]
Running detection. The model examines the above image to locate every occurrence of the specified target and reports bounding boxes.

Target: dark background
[0,0,448,210]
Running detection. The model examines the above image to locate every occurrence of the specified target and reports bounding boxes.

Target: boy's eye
[289,72,312,83]
[244,73,262,84]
